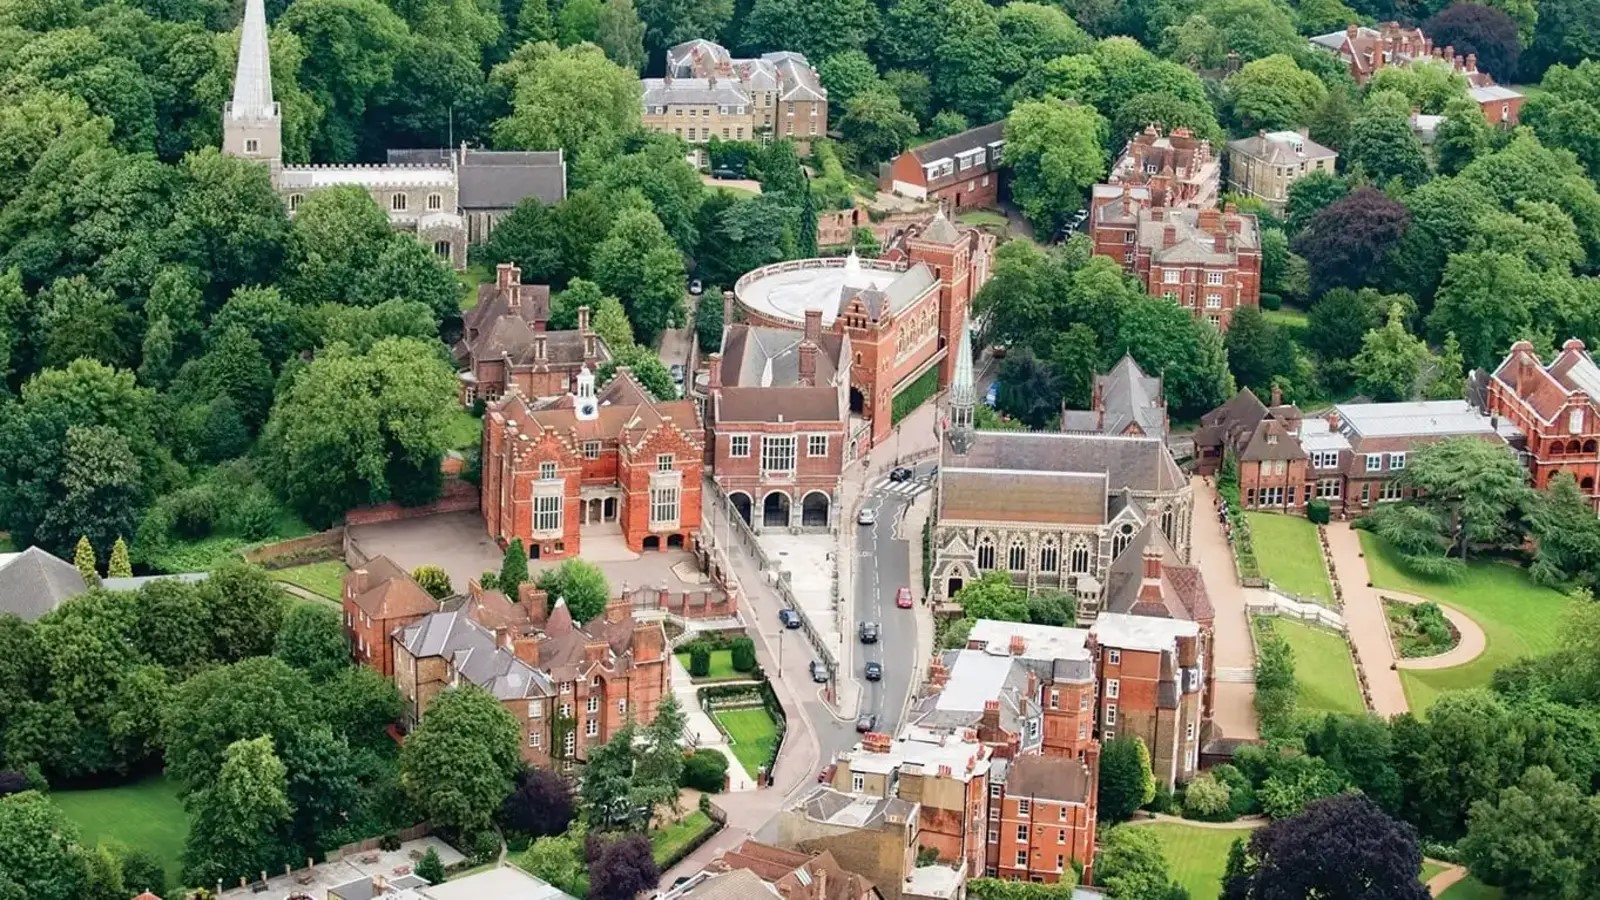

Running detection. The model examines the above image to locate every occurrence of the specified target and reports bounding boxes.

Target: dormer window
[1266,433,1278,445]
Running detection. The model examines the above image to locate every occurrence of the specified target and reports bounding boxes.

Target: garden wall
[243,528,345,568]
[344,479,479,526]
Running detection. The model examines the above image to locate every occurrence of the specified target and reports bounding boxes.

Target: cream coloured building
[1225,130,1339,213]
[642,39,828,155]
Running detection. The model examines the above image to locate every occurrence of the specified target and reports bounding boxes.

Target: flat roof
[734,254,917,326]
[935,651,1017,712]
[1336,400,1495,437]
[968,619,1092,661]
[843,734,990,780]
[1092,612,1198,652]
[1298,417,1351,452]
[905,865,964,900]
[419,866,575,900]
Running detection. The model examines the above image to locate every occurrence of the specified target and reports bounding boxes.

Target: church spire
[230,0,276,122]
[948,325,975,453]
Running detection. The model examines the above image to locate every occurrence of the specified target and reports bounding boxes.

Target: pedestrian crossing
[868,476,933,498]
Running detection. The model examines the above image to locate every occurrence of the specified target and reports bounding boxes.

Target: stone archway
[801,491,831,528]
[946,576,964,599]
[730,492,753,526]
[762,491,792,529]
[667,534,685,549]
[642,535,661,552]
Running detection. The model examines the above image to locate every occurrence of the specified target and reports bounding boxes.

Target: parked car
[670,363,685,384]
[810,660,829,683]
[857,507,877,526]
[710,167,740,179]
[888,466,913,482]
[859,621,880,643]
[985,382,999,408]
[688,278,704,295]
[779,608,802,629]
[896,586,913,609]
[864,661,883,681]
[855,712,877,732]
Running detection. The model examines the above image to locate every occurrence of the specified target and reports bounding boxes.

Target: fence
[329,823,431,861]
[703,476,840,691]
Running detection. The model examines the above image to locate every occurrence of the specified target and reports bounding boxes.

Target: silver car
[857,507,876,526]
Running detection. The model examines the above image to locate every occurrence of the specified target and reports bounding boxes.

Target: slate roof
[0,547,86,622]
[397,609,555,700]
[495,369,701,447]
[1136,207,1259,264]
[1227,131,1338,166]
[388,149,568,209]
[1004,753,1093,804]
[1063,355,1167,439]
[720,324,845,388]
[950,431,1185,491]
[464,276,551,344]
[908,121,1006,165]
[642,77,751,107]
[1101,523,1213,622]
[672,869,782,900]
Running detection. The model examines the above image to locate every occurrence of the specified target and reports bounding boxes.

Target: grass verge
[1140,821,1256,900]
[1244,512,1331,603]
[650,810,717,866]
[1272,618,1365,715]
[274,560,349,600]
[52,775,190,887]
[1438,875,1503,899]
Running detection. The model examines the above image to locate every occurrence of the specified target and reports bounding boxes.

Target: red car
[896,586,913,609]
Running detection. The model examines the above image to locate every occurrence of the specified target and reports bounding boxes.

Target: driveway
[1189,477,1260,739]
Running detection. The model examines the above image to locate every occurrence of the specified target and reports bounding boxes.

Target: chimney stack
[706,352,722,391]
[1271,384,1283,406]
[1162,225,1178,248]
[804,308,822,343]
[798,340,817,387]
[1213,232,1228,253]
[1346,23,1358,39]
[496,262,520,289]
[1009,634,1026,656]
[578,305,591,334]
[722,290,735,335]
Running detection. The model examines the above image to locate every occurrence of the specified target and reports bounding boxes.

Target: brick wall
[244,528,345,566]
[346,479,479,526]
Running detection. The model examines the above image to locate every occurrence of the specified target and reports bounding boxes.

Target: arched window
[1572,439,1585,455]
[1008,539,1027,571]
[288,193,303,212]
[1070,538,1091,573]
[1584,477,1596,492]
[1039,539,1059,573]
[977,537,995,570]
[427,192,443,211]
[391,193,408,212]
[1552,441,1567,455]
[1160,506,1174,541]
[1112,523,1135,559]
[1586,440,1597,454]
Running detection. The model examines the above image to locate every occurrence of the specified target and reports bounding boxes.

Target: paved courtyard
[756,532,840,650]
[348,511,705,598]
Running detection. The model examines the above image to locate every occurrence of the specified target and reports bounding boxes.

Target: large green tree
[1351,304,1431,402]
[1097,736,1156,822]
[280,0,409,160]
[0,791,88,900]
[590,208,684,345]
[740,0,876,62]
[1224,54,1327,132]
[399,684,523,834]
[1002,99,1108,236]
[534,559,611,623]
[181,736,294,886]
[1461,765,1600,898]
[492,42,640,161]
[1399,436,1530,560]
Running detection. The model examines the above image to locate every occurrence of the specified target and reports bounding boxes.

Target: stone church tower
[223,0,281,180]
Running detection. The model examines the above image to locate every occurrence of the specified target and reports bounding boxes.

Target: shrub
[472,829,502,862]
[379,833,401,851]
[689,644,711,678]
[1210,764,1258,817]
[681,748,729,792]
[414,847,445,884]
[227,486,280,540]
[1259,291,1283,310]
[1183,772,1235,821]
[916,846,940,866]
[1146,781,1178,815]
[1306,498,1330,525]
[413,565,453,599]
[168,484,221,539]
[729,637,756,672]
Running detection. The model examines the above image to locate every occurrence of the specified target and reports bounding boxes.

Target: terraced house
[642,39,828,154]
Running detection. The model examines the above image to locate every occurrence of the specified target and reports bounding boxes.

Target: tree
[1304,713,1403,813]
[1223,794,1427,899]
[282,186,395,307]
[730,637,756,671]
[501,767,576,838]
[1225,55,1327,132]
[1284,172,1348,238]
[400,684,523,834]
[534,558,610,622]
[202,562,289,663]
[688,644,710,677]
[597,344,678,401]
[1114,297,1232,418]
[556,0,602,43]
[595,0,646,72]
[1352,304,1431,401]
[1434,96,1492,176]
[1184,772,1234,820]
[37,276,138,370]
[280,0,408,160]
[412,565,453,599]
[590,207,684,345]
[1308,87,1357,155]
[414,846,445,884]
[1425,3,1521,84]
[952,572,1029,622]
[1291,187,1410,297]
[682,747,729,791]
[1461,766,1600,898]
[588,833,660,900]
[499,539,530,596]
[160,149,290,303]
[838,89,919,165]
[581,724,642,826]
[1368,61,1471,115]
[741,0,877,64]
[1401,436,1530,559]
[351,237,463,321]
[1524,61,1600,179]
[1225,306,1297,394]
[635,694,686,812]
[1162,0,1299,67]
[73,537,98,584]
[273,604,349,681]
[1002,99,1108,236]
[1098,736,1156,822]
[106,538,132,579]
[634,0,732,59]
[1529,472,1600,589]
[1427,251,1554,371]
[263,338,456,526]
[161,657,319,795]
[1097,826,1187,899]
[934,0,1005,123]
[0,791,88,900]
[117,847,166,898]
[181,736,293,886]
[1027,592,1077,627]
[493,42,641,161]
[818,50,882,113]
[1345,102,1430,188]
[1257,754,1346,818]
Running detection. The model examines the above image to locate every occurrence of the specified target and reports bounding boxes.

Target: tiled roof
[495,370,702,448]
[0,547,87,621]
[398,610,555,700]
[716,386,842,424]
[946,431,1186,493]
[1102,524,1213,622]
[1004,753,1092,804]
[720,324,845,388]
[1094,355,1166,438]
[465,277,551,340]
[642,77,751,107]
[348,556,440,621]
[1227,131,1338,165]
[941,469,1108,525]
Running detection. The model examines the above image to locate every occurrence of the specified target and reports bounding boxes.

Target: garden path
[671,656,758,792]
[1190,477,1260,739]
[1426,863,1468,896]
[1382,591,1489,671]
[1323,524,1409,716]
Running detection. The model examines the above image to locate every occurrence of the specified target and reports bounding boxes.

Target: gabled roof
[0,547,87,622]
[398,609,555,700]
[465,276,551,341]
[347,555,439,621]
[1101,523,1213,622]
[720,324,845,388]
[1093,355,1166,438]
[493,369,702,448]
[1004,753,1093,804]
[908,121,1006,165]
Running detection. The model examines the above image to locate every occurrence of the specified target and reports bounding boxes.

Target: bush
[227,486,280,540]
[1146,781,1178,815]
[1252,618,1299,740]
[1260,291,1283,310]
[414,847,445,884]
[729,637,756,672]
[472,829,502,863]
[379,832,402,851]
[1210,764,1258,817]
[168,484,221,539]
[681,748,729,792]
[689,644,711,678]
[1306,498,1330,525]
[1182,772,1235,821]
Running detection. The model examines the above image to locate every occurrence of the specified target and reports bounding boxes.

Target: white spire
[951,325,976,411]
[229,0,276,121]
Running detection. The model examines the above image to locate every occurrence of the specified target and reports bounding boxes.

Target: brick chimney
[1271,384,1283,406]
[496,262,520,289]
[578,304,591,334]
[1466,52,1477,71]
[929,655,949,687]
[937,764,953,778]
[1162,225,1178,248]
[583,639,607,664]
[799,310,820,386]
[348,568,370,598]
[1138,543,1164,603]
[518,582,550,626]
[1009,634,1026,656]
[814,866,826,900]
[1346,22,1358,39]
[1213,232,1228,253]
[707,352,722,391]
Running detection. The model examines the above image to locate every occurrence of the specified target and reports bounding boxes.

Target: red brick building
[454,263,609,406]
[1310,22,1434,82]
[989,754,1097,884]
[1487,339,1600,507]
[1470,84,1525,125]
[731,213,993,448]
[342,556,440,677]
[1102,126,1219,212]
[1089,199,1261,329]
[880,121,1005,211]
[391,584,669,766]
[481,367,704,558]
[706,310,850,532]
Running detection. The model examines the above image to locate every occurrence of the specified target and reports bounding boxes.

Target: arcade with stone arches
[726,488,835,532]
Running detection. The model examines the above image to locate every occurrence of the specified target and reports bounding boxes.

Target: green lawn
[0,533,14,552]
[1262,305,1310,344]
[675,649,744,682]
[1439,875,1503,899]
[274,559,349,600]
[1245,512,1332,603]
[712,707,779,778]
[1141,822,1257,900]
[458,263,490,311]
[52,775,191,887]
[1359,532,1572,716]
[1272,618,1366,715]
[444,407,483,452]
[956,209,1009,230]
[650,810,717,866]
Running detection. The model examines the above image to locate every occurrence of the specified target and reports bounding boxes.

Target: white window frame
[1313,450,1340,468]
[1389,452,1406,470]
[1206,271,1223,285]
[529,731,541,747]
[535,494,562,533]
[808,434,828,457]
[1017,799,1031,816]
[1365,453,1383,472]
[730,434,750,457]
[586,696,599,713]
[1162,270,1180,284]
[1015,850,1028,867]
[540,461,558,480]
[1106,678,1119,699]
[246,138,259,153]
[851,773,864,792]
[585,719,599,737]
[583,441,601,459]
[563,731,575,755]
[528,701,542,718]
[761,435,796,475]
[1316,478,1342,499]
[650,483,680,526]
[1108,649,1120,665]
[1105,704,1117,725]
[657,453,674,472]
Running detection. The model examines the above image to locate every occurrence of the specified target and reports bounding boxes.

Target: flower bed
[1384,599,1459,658]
